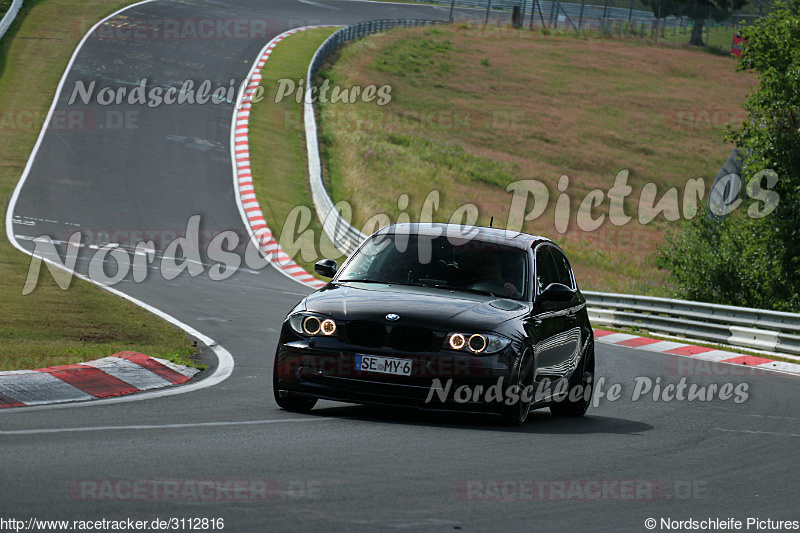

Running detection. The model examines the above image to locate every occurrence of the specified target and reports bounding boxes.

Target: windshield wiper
[338,278,389,284]
[431,284,496,297]
[339,280,498,297]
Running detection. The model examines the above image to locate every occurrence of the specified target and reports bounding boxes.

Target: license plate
[355,354,412,376]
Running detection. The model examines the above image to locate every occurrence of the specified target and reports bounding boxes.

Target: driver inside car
[464,253,522,299]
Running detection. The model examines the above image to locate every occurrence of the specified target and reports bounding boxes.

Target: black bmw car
[273,223,595,425]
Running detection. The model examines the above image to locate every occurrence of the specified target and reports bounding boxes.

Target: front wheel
[273,360,317,413]
[550,342,594,417]
[274,389,317,413]
[501,349,535,426]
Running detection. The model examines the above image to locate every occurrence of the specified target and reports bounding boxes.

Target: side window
[551,249,575,289]
[535,246,560,294]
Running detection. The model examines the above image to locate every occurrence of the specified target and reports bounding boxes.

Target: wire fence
[440,0,764,48]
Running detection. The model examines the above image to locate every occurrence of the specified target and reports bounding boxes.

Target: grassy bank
[314,24,754,296]
[0,0,198,370]
[0,0,12,22]
[247,27,341,276]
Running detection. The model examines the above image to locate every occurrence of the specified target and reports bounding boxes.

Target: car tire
[501,348,535,426]
[549,341,594,417]
[272,360,317,413]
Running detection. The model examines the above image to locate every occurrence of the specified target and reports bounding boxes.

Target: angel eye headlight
[288,313,337,337]
[449,333,466,350]
[321,319,337,335]
[303,316,321,335]
[468,334,487,353]
[445,332,510,354]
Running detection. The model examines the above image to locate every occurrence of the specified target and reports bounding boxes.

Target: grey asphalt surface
[2,0,799,531]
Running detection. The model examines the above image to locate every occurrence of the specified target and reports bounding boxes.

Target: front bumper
[274,340,516,415]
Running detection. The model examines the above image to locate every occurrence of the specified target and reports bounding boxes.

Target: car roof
[374,223,550,251]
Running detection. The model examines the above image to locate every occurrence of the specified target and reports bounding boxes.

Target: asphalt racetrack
[2,0,798,530]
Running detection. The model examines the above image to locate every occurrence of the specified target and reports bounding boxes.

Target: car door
[528,244,572,389]
[549,247,583,378]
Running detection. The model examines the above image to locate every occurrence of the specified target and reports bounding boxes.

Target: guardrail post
[534,0,546,29]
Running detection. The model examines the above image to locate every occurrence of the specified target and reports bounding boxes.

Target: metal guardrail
[0,0,23,41]
[300,19,798,358]
[305,19,443,256]
[585,291,800,356]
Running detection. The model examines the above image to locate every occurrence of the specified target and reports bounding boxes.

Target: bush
[657,208,796,311]
[658,1,800,312]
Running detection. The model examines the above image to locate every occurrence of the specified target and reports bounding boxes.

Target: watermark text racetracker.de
[454,479,710,501]
[67,478,322,502]
[72,17,279,40]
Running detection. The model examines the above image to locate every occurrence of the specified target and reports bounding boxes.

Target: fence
[440,0,761,31]
[0,0,23,42]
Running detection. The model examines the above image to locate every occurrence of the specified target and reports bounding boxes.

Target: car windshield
[337,233,529,300]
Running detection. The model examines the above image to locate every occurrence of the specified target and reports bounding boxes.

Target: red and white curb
[0,352,199,408]
[232,27,337,290]
[594,329,800,376]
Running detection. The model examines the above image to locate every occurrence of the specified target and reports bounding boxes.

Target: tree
[641,0,748,45]
[658,1,800,311]
[729,0,800,306]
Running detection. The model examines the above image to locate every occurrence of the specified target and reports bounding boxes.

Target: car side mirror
[314,259,338,278]
[539,282,574,302]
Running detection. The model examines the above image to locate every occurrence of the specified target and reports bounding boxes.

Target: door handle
[566,312,577,323]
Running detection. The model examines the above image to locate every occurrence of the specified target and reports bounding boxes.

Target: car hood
[303,282,529,331]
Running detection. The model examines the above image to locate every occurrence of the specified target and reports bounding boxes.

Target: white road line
[715,428,800,438]
[0,418,329,435]
[2,0,234,412]
[298,0,341,9]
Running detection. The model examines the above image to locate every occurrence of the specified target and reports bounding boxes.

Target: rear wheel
[550,342,594,417]
[501,349,535,426]
[272,359,317,413]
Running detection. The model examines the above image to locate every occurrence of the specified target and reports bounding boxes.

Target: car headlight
[288,313,338,337]
[444,332,510,354]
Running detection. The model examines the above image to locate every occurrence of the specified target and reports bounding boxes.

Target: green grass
[0,0,12,22]
[0,0,199,370]
[656,22,739,54]
[248,27,341,275]
[314,24,754,297]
